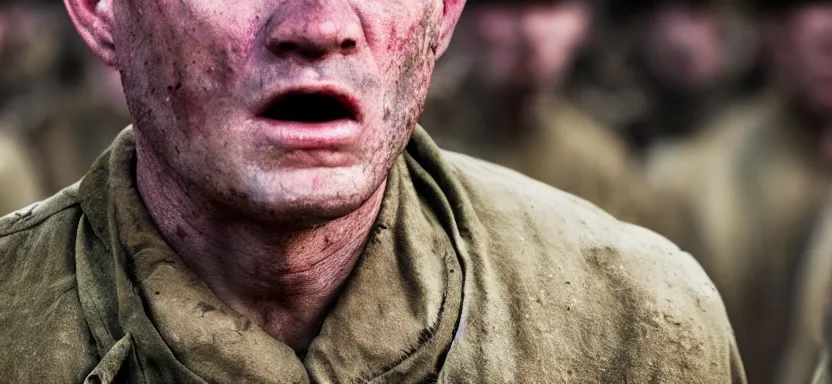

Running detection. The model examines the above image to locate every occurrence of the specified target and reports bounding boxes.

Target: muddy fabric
[0,127,44,216]
[0,126,744,383]
[777,193,832,384]
[657,94,830,384]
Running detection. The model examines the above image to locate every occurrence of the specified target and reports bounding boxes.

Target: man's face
[643,4,725,91]
[473,2,590,90]
[773,4,832,114]
[113,0,449,223]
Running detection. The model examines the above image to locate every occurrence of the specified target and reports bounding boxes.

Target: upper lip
[254,82,363,122]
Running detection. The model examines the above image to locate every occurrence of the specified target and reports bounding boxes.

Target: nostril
[340,39,356,50]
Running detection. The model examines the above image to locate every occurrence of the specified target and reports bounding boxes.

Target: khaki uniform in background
[0,127,745,382]
[0,4,130,195]
[419,79,681,236]
[0,126,43,215]
[25,88,130,193]
[2,82,129,198]
[657,94,830,384]
[776,193,832,384]
[0,5,67,214]
[643,96,768,254]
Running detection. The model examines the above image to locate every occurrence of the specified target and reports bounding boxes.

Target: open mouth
[259,91,359,123]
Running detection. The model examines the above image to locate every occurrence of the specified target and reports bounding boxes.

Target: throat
[233,286,348,353]
[137,156,388,353]
[176,219,373,353]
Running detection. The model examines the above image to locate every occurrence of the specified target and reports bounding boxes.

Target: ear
[64,0,117,66]
[435,0,467,58]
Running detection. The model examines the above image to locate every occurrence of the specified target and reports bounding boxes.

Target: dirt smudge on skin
[381,4,442,162]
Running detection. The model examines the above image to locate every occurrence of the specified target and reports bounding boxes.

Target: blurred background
[2,0,832,383]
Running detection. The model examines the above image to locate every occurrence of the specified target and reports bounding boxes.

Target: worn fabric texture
[655,93,830,384]
[0,126,745,383]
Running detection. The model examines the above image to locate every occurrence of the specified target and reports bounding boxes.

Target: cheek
[116,0,257,121]
[375,20,438,162]
[367,2,439,72]
[388,28,436,112]
[366,4,439,114]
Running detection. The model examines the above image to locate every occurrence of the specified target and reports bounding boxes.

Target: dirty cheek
[388,10,439,100]
[381,8,440,160]
[148,0,256,134]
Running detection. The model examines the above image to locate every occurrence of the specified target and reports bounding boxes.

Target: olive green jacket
[0,127,745,383]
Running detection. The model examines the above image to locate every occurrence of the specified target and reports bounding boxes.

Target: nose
[265,0,362,60]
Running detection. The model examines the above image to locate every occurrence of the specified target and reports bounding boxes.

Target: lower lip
[254,118,361,149]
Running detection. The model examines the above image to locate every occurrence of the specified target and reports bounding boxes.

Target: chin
[252,199,367,227]
[231,166,385,226]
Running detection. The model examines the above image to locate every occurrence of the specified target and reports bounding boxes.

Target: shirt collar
[77,126,464,382]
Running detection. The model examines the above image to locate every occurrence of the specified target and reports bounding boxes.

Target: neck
[136,149,385,354]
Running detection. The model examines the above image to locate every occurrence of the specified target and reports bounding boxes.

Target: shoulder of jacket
[444,149,728,323]
[0,182,83,238]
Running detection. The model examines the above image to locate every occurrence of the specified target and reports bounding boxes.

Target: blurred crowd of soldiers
[0,0,130,215]
[2,0,832,383]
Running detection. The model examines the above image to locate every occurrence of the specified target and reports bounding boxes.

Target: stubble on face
[114,0,443,226]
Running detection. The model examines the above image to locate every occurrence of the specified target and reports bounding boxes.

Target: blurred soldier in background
[0,0,129,212]
[780,192,832,384]
[420,0,671,226]
[635,0,753,155]
[570,0,758,158]
[760,3,832,383]
[658,1,832,383]
[0,1,48,215]
[0,128,42,216]
[28,53,130,192]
